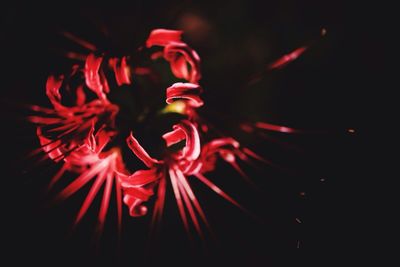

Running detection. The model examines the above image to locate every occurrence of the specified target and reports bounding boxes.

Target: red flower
[31,28,289,238]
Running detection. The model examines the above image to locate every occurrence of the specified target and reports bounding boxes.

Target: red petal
[74,170,107,225]
[150,51,164,60]
[169,168,189,233]
[151,176,167,228]
[36,128,63,161]
[109,57,131,86]
[255,121,296,133]
[46,75,64,110]
[75,85,86,106]
[98,171,114,229]
[61,31,97,51]
[84,54,108,101]
[57,160,109,201]
[195,173,244,211]
[166,82,203,107]
[146,29,183,48]
[172,120,201,161]
[164,43,201,83]
[123,187,153,201]
[119,169,160,187]
[170,55,189,80]
[175,168,209,235]
[123,195,148,217]
[162,127,186,147]
[268,46,308,70]
[202,138,239,156]
[126,132,160,168]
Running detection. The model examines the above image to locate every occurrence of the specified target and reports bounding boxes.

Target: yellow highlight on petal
[161,101,187,115]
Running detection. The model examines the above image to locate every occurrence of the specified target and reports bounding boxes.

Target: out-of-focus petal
[202,137,239,156]
[109,57,131,86]
[268,46,308,70]
[166,82,203,107]
[146,29,183,48]
[84,54,109,101]
[255,121,296,133]
[75,85,86,106]
[46,75,64,110]
[170,55,189,80]
[164,43,201,83]
[36,128,64,161]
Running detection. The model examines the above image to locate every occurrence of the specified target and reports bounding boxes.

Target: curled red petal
[170,55,189,80]
[164,43,201,83]
[123,195,148,217]
[173,120,201,161]
[123,186,153,201]
[122,181,156,217]
[166,82,203,107]
[162,127,186,147]
[126,132,160,168]
[268,46,308,70]
[46,75,64,110]
[146,29,183,48]
[119,169,160,187]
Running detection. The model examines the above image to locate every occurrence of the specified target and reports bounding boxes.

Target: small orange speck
[348,129,355,133]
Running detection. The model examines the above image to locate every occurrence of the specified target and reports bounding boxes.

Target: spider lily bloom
[28,28,281,239]
[146,29,201,84]
[29,57,119,163]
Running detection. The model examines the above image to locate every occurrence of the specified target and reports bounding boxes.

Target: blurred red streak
[268,46,308,70]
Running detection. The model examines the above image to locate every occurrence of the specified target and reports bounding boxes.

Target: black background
[1,1,384,266]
